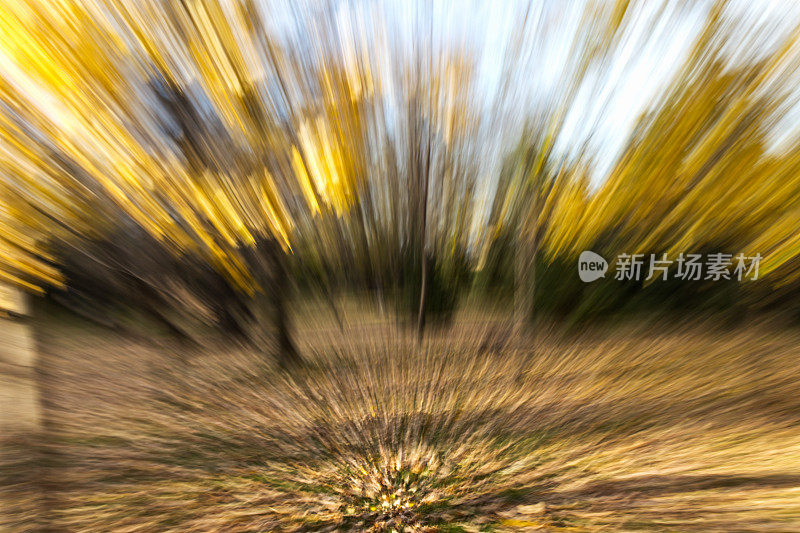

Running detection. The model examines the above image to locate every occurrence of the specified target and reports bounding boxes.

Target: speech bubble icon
[578,251,608,282]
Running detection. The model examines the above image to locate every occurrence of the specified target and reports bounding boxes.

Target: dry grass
[3,305,800,532]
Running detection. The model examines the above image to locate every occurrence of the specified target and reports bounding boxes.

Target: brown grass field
[3,301,800,532]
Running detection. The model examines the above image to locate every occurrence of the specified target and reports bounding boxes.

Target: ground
[2,299,800,532]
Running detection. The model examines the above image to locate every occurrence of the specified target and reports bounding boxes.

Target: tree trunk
[417,252,428,341]
[274,281,300,368]
[323,284,344,331]
[416,119,432,342]
[265,239,302,368]
[514,173,543,339]
[0,286,55,530]
[514,212,538,338]
[513,233,527,337]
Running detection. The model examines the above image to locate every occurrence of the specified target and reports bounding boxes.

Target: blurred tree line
[2,0,800,368]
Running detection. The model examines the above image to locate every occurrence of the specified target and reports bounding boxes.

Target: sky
[260,0,800,188]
